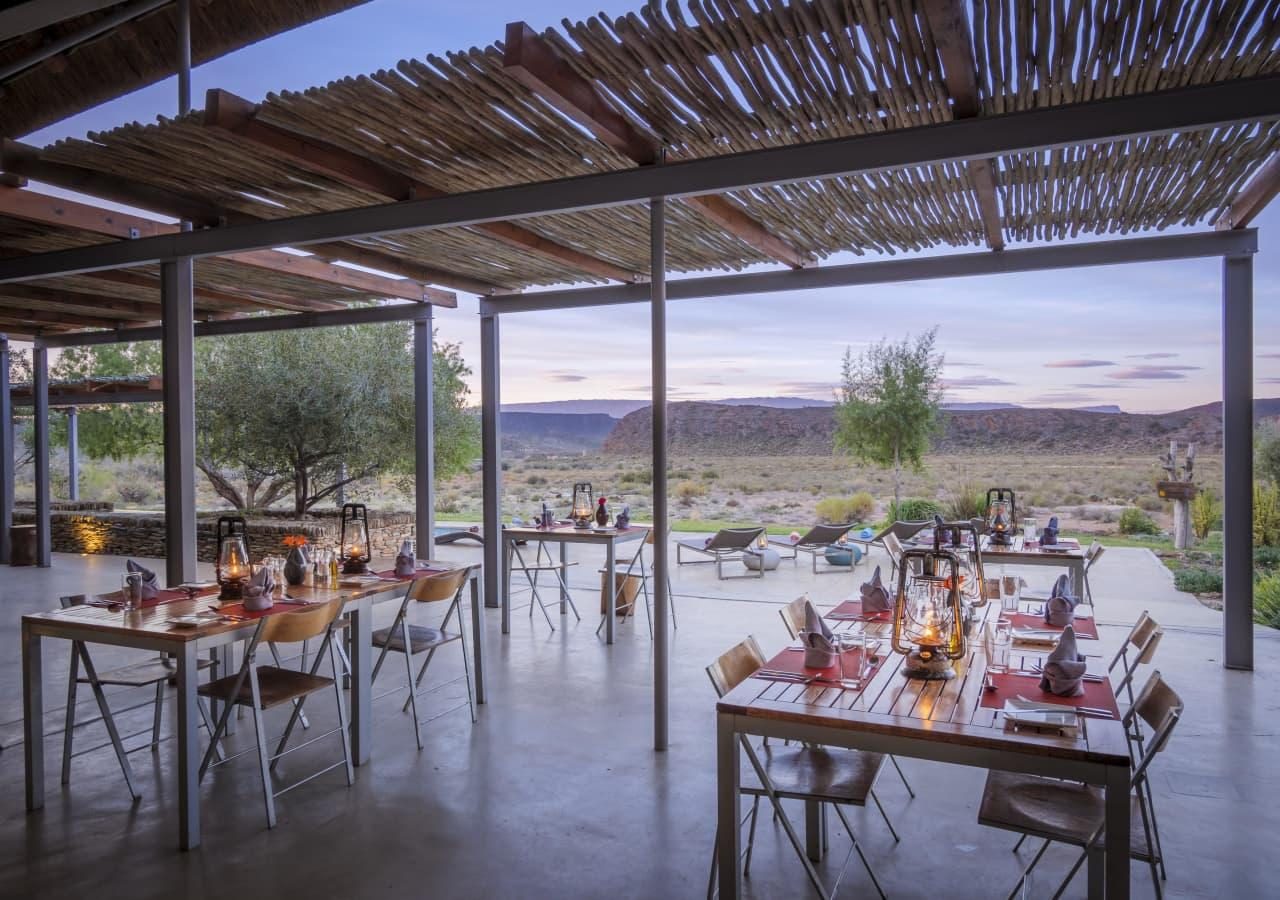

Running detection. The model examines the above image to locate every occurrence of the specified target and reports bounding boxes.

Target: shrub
[674,480,707,504]
[1174,567,1223,594]
[1254,482,1280,547]
[1256,422,1280,485]
[944,484,986,521]
[1256,574,1280,629]
[1255,545,1280,572]
[620,469,652,485]
[1138,497,1165,512]
[525,474,547,486]
[815,493,875,524]
[889,498,940,522]
[114,477,157,506]
[1118,508,1159,535]
[1190,489,1221,540]
[725,498,740,508]
[701,469,720,481]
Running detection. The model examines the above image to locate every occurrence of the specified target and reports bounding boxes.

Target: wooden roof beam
[921,0,1005,252]
[86,270,263,314]
[1217,152,1280,230]
[0,304,131,331]
[205,88,643,284]
[502,21,815,270]
[0,183,447,306]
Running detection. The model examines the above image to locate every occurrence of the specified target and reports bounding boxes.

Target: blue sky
[22,0,1280,413]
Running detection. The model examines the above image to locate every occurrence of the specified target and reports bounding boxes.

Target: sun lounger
[769,523,860,575]
[674,526,767,580]
[434,526,483,545]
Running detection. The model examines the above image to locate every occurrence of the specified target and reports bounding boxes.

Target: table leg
[1072,561,1085,600]
[501,539,512,635]
[218,643,237,736]
[176,642,200,850]
[22,625,44,811]
[559,542,568,613]
[605,541,616,644]
[1105,763,1130,898]
[470,575,486,704]
[804,800,825,862]
[348,597,372,765]
[716,712,741,900]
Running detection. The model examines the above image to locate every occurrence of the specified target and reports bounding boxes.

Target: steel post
[32,342,49,566]
[0,335,12,563]
[414,310,436,558]
[1223,254,1254,670]
[480,315,503,622]
[161,259,197,584]
[651,196,669,750]
[66,407,79,501]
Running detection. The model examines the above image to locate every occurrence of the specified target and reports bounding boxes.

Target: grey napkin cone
[243,566,275,612]
[1044,574,1078,627]
[1039,625,1088,696]
[860,566,893,614]
[126,559,159,600]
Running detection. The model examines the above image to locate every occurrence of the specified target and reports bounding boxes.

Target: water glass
[990,622,1013,673]
[836,631,869,688]
[121,573,143,612]
[1000,570,1021,612]
[1022,517,1038,543]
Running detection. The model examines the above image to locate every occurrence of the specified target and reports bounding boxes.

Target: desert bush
[1254,482,1280,547]
[1138,497,1165,512]
[1254,546,1280,572]
[725,498,740,508]
[1191,490,1221,540]
[1255,574,1280,629]
[620,469,652,485]
[944,484,986,521]
[674,480,707,504]
[1118,508,1159,535]
[701,469,720,481]
[889,498,940,522]
[1174,567,1223,594]
[114,476,158,506]
[525,474,547,485]
[436,493,461,514]
[815,493,875,524]
[1061,493,1086,506]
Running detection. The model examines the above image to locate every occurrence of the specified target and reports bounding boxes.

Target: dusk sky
[21,0,1280,414]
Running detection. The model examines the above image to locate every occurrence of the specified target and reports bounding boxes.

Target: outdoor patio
[1,541,1274,899]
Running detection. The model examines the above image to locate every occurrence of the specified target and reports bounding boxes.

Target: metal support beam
[0,0,171,81]
[2,75,1274,283]
[651,197,669,751]
[32,342,49,567]
[1223,254,1254,670]
[66,407,79,501]
[0,336,13,563]
[482,229,1258,315]
[414,310,436,559]
[161,259,197,585]
[480,315,502,623]
[175,0,191,117]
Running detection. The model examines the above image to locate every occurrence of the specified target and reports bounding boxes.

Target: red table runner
[753,645,885,685]
[372,567,444,580]
[89,585,217,610]
[825,599,893,622]
[1000,611,1099,640]
[980,671,1118,715]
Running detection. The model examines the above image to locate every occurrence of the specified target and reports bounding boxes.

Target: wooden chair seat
[372,624,460,655]
[198,666,334,711]
[82,656,214,688]
[742,745,885,806]
[978,770,1153,859]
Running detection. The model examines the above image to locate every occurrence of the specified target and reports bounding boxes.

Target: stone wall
[11,509,418,562]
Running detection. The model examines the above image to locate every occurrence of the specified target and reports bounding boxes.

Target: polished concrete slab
[0,543,1275,899]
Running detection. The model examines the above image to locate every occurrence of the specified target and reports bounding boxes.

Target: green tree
[834,328,944,510]
[51,343,163,460]
[195,322,478,514]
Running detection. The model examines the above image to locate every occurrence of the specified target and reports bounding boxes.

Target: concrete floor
[0,542,1276,899]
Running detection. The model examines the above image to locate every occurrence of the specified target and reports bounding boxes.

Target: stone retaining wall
[11,509,418,562]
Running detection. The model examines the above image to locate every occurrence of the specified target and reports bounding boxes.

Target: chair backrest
[779,596,810,639]
[1110,611,1162,671]
[408,567,469,603]
[1125,671,1183,783]
[798,523,852,546]
[707,527,766,551]
[874,520,928,544]
[883,531,904,562]
[260,598,345,644]
[1085,541,1105,570]
[706,636,766,698]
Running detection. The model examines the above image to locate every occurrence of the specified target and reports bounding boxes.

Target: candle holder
[985,487,1017,547]
[570,482,594,530]
[339,503,372,574]
[892,548,967,680]
[216,515,251,601]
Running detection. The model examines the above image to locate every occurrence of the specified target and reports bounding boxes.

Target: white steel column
[161,260,197,584]
[480,314,503,627]
[1223,254,1254,670]
[414,309,436,558]
[0,335,12,563]
[651,196,670,750]
[32,342,49,566]
[66,407,79,501]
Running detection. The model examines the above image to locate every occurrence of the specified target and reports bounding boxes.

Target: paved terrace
[0,540,1275,899]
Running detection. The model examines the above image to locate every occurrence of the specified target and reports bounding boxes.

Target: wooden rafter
[86,270,264,314]
[1217,152,1280,230]
[502,22,815,270]
[0,141,462,303]
[0,184,445,307]
[205,88,643,284]
[921,0,1004,252]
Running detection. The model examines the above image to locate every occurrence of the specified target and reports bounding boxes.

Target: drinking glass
[991,622,1013,673]
[121,573,143,612]
[836,630,868,688]
[1022,517,1038,543]
[1000,569,1021,612]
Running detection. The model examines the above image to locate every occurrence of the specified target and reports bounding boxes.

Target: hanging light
[216,515,251,600]
[570,482,594,529]
[985,487,1016,547]
[892,548,967,680]
[339,503,372,574]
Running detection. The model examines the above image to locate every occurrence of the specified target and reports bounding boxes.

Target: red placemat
[89,586,217,610]
[372,567,445,580]
[1000,612,1099,640]
[980,672,1118,714]
[826,599,893,622]
[754,646,884,685]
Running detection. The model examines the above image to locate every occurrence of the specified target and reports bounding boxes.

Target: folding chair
[596,528,678,639]
[705,636,899,900]
[59,596,220,800]
[978,670,1181,900]
[675,527,766,580]
[198,599,353,829]
[508,537,580,631]
[769,523,859,575]
[371,568,476,750]
[1082,541,1106,607]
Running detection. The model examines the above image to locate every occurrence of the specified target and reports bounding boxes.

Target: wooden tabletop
[983,536,1086,560]
[717,602,1129,767]
[502,524,650,543]
[23,558,478,645]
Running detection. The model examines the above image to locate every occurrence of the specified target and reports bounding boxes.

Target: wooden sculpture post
[1157,441,1198,550]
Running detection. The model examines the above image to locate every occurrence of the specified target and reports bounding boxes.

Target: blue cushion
[824,544,862,567]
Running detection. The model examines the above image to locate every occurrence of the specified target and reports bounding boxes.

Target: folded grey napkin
[1044,574,1079,627]
[1039,625,1087,696]
[860,566,893,614]
[804,599,833,641]
[394,539,416,577]
[800,600,837,667]
[243,566,275,612]
[126,559,159,600]
[1040,515,1060,546]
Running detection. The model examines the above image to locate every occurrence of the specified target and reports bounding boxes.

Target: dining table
[715,600,1132,898]
[906,532,1089,597]
[22,557,483,850]
[500,524,649,643]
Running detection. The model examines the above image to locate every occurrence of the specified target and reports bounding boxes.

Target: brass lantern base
[342,558,370,575]
[571,516,592,530]
[902,649,956,680]
[218,579,246,601]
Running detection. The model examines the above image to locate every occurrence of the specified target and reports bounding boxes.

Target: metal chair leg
[742,797,761,876]
[79,645,141,800]
[247,669,276,829]
[868,788,900,842]
[150,680,164,751]
[706,832,719,900]
[457,602,477,723]
[401,616,423,750]
[330,640,355,786]
[1007,839,1052,900]
[889,755,915,797]
[1012,834,1028,852]
[833,804,887,900]
[60,645,81,786]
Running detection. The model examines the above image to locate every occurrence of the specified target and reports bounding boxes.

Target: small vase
[284,547,309,586]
